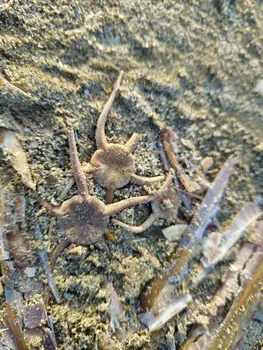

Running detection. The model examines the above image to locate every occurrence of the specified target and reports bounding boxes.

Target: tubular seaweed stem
[208,253,263,349]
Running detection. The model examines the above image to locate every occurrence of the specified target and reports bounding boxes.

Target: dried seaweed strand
[5,225,29,271]
[140,157,237,314]
[3,301,29,350]
[161,128,199,193]
[208,248,263,349]
[180,157,238,249]
[207,242,255,317]
[0,128,35,190]
[0,186,8,262]
[35,224,61,303]
[170,157,237,282]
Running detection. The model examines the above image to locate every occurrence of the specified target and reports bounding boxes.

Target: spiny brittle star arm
[38,198,67,216]
[131,173,166,185]
[105,172,174,216]
[125,133,142,153]
[112,212,159,233]
[104,195,154,216]
[68,131,88,196]
[96,72,124,150]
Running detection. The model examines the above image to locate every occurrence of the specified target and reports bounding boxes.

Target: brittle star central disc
[91,143,135,189]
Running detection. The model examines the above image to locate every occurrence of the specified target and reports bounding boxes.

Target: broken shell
[162,225,188,242]
[23,301,47,329]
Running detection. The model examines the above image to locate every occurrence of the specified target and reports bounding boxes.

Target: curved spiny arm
[104,195,154,216]
[132,173,166,185]
[153,171,174,196]
[68,131,88,196]
[96,72,124,150]
[50,239,72,272]
[125,133,142,153]
[58,164,98,200]
[112,212,159,233]
[38,197,66,216]
[104,172,174,216]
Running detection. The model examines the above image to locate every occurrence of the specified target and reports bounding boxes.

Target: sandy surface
[0,0,263,349]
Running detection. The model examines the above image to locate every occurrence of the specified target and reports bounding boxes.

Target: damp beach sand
[0,1,263,349]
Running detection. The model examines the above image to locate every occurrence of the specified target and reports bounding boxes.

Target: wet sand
[0,1,263,349]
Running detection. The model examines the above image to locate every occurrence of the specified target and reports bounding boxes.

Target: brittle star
[112,180,183,233]
[84,72,165,203]
[39,131,172,271]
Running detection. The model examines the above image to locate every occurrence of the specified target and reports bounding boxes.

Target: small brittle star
[39,131,172,270]
[112,177,183,233]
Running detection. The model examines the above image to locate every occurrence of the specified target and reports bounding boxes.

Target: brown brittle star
[83,72,165,203]
[112,177,185,233]
[39,131,172,271]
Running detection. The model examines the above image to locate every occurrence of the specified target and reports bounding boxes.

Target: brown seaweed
[5,224,29,271]
[192,202,261,285]
[183,222,263,349]
[161,127,200,193]
[140,157,237,315]
[201,202,261,267]
[207,246,263,349]
[3,302,29,350]
[138,293,192,332]
[0,128,35,190]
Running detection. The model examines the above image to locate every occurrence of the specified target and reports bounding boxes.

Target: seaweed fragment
[139,293,192,333]
[139,157,238,331]
[104,282,127,335]
[35,223,61,303]
[0,128,35,190]
[3,302,29,350]
[183,222,263,349]
[208,246,263,349]
[201,202,261,268]
[161,127,200,193]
